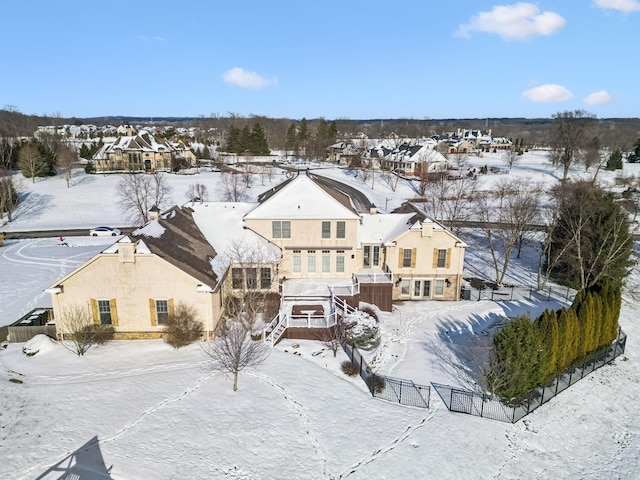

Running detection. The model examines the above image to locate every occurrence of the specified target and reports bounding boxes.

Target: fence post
[449,387,454,411]
[511,286,514,301]
[547,287,551,301]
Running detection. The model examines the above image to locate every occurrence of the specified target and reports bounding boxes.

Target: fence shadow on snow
[342,343,431,409]
[432,329,627,423]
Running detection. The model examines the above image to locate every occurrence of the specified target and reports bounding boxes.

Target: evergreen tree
[628,137,640,163]
[202,144,210,159]
[249,123,270,155]
[556,308,572,372]
[548,181,633,289]
[536,309,559,382]
[285,123,298,153]
[224,126,242,154]
[488,315,542,400]
[79,143,91,159]
[328,121,338,141]
[576,292,595,359]
[606,148,623,170]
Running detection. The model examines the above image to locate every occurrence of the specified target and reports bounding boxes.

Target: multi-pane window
[156,300,169,325]
[260,268,271,289]
[435,279,445,296]
[246,268,257,289]
[336,253,345,273]
[363,246,371,267]
[322,221,331,239]
[272,221,291,239]
[307,251,316,273]
[423,280,431,297]
[372,246,380,266]
[292,253,301,273]
[403,249,413,268]
[98,300,112,325]
[232,268,243,289]
[322,254,331,273]
[336,221,346,239]
[401,279,410,296]
[414,281,421,297]
[437,249,447,268]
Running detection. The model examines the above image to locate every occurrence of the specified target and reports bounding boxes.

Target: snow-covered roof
[191,202,281,278]
[358,213,415,245]
[244,176,360,221]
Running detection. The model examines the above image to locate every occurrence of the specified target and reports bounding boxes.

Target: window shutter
[411,248,417,268]
[168,298,175,317]
[446,248,451,269]
[149,299,157,326]
[398,248,404,268]
[90,299,99,324]
[432,248,438,268]
[110,299,119,327]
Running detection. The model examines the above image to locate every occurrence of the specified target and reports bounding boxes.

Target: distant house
[92,130,194,172]
[382,143,449,174]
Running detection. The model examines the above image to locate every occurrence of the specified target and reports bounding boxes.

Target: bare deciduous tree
[201,319,270,391]
[0,170,19,223]
[548,110,596,181]
[186,183,208,205]
[476,179,541,285]
[501,146,520,172]
[56,142,78,188]
[218,172,248,202]
[380,168,400,192]
[60,304,115,356]
[419,174,478,232]
[221,239,279,329]
[117,172,173,225]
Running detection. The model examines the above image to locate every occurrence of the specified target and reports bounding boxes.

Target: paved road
[2,227,136,240]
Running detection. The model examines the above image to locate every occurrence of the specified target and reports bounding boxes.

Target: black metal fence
[343,343,430,409]
[461,284,575,303]
[432,329,627,423]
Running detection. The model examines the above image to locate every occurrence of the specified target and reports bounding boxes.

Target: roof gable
[244,176,360,220]
[131,206,218,287]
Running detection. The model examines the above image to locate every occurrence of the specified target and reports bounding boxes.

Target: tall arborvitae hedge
[487,277,622,401]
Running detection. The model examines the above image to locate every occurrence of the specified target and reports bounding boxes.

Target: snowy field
[1,152,639,479]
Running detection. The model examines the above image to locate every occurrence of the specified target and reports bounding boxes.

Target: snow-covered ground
[1,153,639,479]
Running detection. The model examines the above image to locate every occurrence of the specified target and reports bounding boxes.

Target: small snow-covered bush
[343,310,380,351]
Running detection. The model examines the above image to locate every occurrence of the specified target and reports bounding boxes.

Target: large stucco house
[92,130,195,172]
[47,172,466,343]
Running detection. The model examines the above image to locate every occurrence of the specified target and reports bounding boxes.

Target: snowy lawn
[1,154,639,478]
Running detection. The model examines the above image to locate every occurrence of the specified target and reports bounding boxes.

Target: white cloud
[522,84,574,102]
[222,67,276,89]
[138,35,165,42]
[594,0,640,13]
[584,90,613,105]
[456,2,566,41]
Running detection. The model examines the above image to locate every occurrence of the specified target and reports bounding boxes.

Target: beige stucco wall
[244,217,359,280]
[385,228,465,301]
[51,253,221,338]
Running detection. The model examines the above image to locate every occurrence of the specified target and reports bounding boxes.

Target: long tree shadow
[35,436,112,479]
[13,192,55,223]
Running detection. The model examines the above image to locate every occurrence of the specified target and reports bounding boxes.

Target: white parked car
[89,226,122,237]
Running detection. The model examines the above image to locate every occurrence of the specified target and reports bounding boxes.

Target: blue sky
[1,0,638,120]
